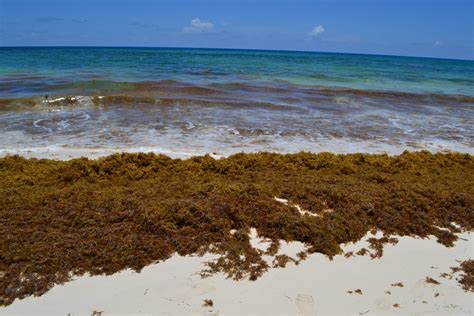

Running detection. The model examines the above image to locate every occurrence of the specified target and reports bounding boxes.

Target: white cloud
[309,25,325,37]
[183,18,214,33]
[433,40,443,47]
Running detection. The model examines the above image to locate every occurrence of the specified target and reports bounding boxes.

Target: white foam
[48,97,66,103]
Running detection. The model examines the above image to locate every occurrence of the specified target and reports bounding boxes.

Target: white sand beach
[3,230,472,316]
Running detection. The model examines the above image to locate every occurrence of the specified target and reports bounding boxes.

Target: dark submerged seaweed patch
[0,151,472,306]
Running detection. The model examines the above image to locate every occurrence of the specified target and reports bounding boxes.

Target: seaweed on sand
[367,236,398,259]
[203,299,214,307]
[0,151,473,306]
[391,282,404,287]
[451,260,474,292]
[425,277,440,285]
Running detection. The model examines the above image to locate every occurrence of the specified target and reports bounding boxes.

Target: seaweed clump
[451,260,474,292]
[203,299,214,307]
[425,277,440,285]
[367,236,399,259]
[0,151,473,306]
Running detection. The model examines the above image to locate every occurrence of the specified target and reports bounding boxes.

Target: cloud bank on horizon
[0,0,472,60]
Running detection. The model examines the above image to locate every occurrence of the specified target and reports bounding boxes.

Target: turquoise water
[1,47,473,98]
[0,47,473,157]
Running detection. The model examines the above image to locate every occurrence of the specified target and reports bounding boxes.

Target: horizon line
[1,45,472,62]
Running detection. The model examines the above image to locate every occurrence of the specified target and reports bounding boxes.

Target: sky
[0,0,473,60]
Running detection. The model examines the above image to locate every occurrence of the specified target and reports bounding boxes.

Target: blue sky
[0,0,472,60]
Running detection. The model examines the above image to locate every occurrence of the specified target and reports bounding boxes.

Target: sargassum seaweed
[0,151,473,306]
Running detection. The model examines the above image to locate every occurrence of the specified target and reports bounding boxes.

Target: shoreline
[1,41,473,316]
[1,144,473,162]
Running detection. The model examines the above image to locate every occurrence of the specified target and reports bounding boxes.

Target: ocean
[0,47,473,157]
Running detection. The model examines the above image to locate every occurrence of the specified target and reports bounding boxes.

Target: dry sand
[2,231,472,316]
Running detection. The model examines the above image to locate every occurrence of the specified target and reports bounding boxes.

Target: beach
[2,231,472,315]
[0,151,473,315]
[0,48,473,315]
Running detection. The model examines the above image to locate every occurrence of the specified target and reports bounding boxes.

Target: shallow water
[1,47,473,156]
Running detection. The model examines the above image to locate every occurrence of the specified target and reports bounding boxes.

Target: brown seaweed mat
[0,151,473,305]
